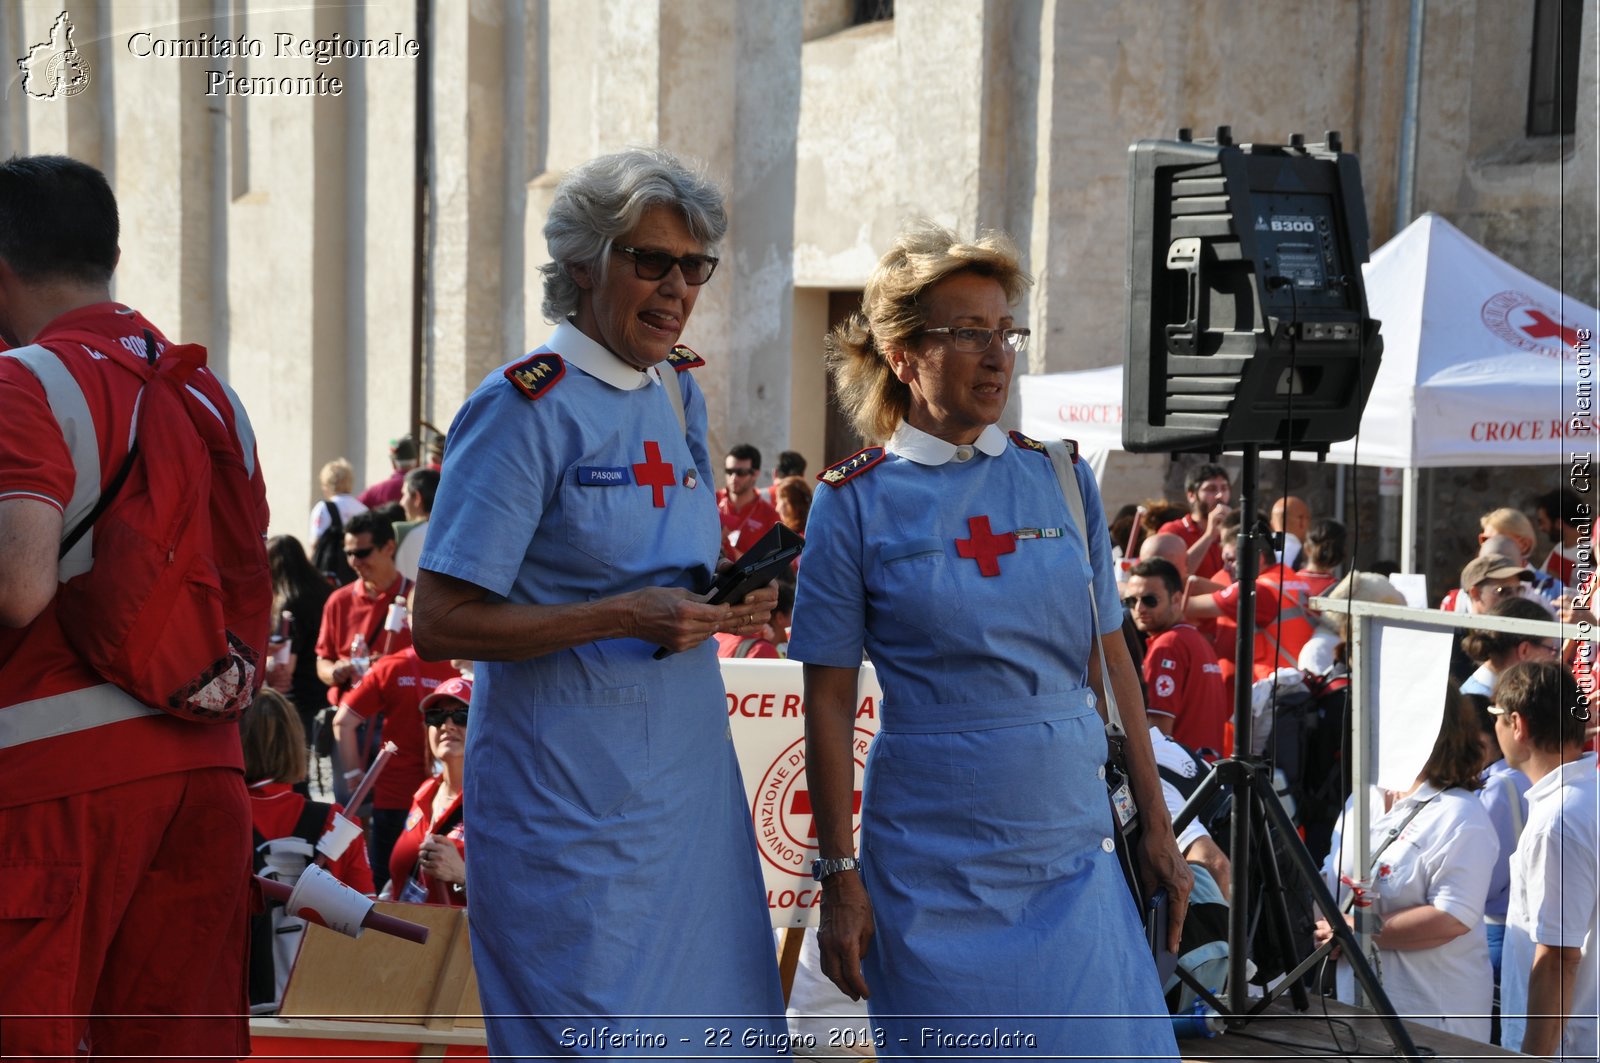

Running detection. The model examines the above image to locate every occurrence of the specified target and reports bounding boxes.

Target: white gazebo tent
[1019,212,1599,570]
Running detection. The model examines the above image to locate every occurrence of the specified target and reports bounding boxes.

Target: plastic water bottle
[349,633,370,679]
[271,610,293,668]
[1171,1000,1223,1039]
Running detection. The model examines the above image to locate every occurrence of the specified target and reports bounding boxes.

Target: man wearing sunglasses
[315,510,413,698]
[717,442,780,561]
[1125,558,1228,756]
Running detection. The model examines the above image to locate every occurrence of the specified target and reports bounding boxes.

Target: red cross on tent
[632,441,675,508]
[955,515,1017,577]
[1522,309,1582,349]
[788,787,864,840]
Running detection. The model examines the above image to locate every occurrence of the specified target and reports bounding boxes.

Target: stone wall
[0,0,1587,562]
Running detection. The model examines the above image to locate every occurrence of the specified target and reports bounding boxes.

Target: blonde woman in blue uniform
[788,224,1190,1060]
[413,148,785,1056]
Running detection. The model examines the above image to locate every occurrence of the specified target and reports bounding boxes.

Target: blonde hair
[320,457,355,496]
[1480,507,1535,545]
[826,223,1031,442]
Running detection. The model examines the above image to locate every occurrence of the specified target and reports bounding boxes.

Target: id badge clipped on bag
[1109,771,1138,831]
[399,875,428,904]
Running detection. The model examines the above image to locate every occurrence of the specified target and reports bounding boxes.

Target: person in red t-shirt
[1157,462,1233,581]
[315,509,414,701]
[386,677,471,907]
[717,443,780,560]
[332,636,461,892]
[1536,487,1589,587]
[1124,558,1230,755]
[358,432,421,509]
[0,156,261,1057]
[1299,519,1345,600]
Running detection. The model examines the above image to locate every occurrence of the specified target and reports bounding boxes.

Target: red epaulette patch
[505,354,565,400]
[818,446,886,487]
[666,344,705,372]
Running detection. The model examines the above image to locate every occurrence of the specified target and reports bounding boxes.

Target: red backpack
[14,330,271,722]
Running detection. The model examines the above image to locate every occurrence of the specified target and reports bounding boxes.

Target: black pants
[367,807,408,893]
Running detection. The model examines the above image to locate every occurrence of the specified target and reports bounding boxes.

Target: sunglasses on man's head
[725,466,754,477]
[1122,593,1161,610]
[345,546,376,560]
[424,707,469,728]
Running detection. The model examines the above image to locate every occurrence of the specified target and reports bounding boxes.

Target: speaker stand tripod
[1169,444,1422,1061]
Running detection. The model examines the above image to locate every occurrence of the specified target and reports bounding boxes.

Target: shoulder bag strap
[658,364,689,439]
[1044,439,1124,741]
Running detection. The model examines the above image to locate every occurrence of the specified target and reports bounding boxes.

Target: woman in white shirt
[1316,683,1500,1041]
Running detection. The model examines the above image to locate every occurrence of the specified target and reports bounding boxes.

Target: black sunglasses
[344,546,376,560]
[1122,593,1161,609]
[725,466,754,476]
[424,707,469,728]
[612,245,719,285]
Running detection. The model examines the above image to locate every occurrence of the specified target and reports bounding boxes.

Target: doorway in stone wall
[824,290,869,465]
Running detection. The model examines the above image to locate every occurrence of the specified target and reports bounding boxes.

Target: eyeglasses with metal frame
[916,326,1031,354]
[612,245,719,285]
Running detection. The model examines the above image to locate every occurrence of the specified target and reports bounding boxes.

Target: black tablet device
[652,524,804,659]
[705,523,804,605]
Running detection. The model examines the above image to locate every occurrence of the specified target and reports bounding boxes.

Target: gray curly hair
[539,147,728,322]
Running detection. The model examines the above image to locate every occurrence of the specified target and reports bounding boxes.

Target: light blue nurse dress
[787,422,1179,1062]
[421,322,786,1057]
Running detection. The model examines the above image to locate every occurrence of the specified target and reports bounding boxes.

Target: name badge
[578,466,630,486]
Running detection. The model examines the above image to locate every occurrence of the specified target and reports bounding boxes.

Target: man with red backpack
[0,156,266,1057]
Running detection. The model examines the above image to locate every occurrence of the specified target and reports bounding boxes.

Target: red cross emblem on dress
[633,441,675,508]
[955,515,1017,577]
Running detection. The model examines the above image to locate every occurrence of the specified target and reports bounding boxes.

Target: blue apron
[789,438,1179,1062]
[422,340,785,1057]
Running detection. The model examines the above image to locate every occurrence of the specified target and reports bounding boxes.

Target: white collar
[887,421,1008,466]
[547,320,661,392]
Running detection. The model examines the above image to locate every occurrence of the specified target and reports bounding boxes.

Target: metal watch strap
[812,857,862,881]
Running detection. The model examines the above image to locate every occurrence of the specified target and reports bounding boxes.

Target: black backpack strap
[432,803,464,838]
[294,800,331,846]
[59,442,139,559]
[250,826,270,874]
[323,498,343,535]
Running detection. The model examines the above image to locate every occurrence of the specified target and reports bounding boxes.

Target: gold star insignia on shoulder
[1008,430,1049,454]
[504,354,565,401]
[818,446,886,487]
[666,344,705,372]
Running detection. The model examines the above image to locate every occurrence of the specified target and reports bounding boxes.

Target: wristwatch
[812,856,862,881]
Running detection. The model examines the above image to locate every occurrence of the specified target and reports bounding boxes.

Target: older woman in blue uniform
[413,148,785,1056]
[788,225,1191,1060]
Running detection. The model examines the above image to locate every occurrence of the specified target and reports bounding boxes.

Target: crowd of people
[3,148,1595,1061]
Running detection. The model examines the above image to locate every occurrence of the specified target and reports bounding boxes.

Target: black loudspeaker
[1123,128,1383,455]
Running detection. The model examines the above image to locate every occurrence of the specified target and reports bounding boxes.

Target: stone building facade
[1,0,1594,595]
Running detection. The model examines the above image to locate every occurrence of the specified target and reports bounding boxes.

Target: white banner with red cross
[721,658,882,928]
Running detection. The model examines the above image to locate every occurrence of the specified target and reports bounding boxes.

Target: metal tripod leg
[1172,759,1421,1060]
